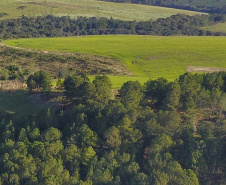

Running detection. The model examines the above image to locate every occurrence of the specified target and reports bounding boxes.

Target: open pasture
[0,0,204,21]
[5,35,226,86]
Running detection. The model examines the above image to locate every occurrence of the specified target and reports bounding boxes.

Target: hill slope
[5,35,226,82]
[203,22,226,34]
[0,0,204,21]
[102,0,226,13]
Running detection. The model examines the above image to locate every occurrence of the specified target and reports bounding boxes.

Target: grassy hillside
[0,0,204,21]
[203,22,226,34]
[5,35,226,86]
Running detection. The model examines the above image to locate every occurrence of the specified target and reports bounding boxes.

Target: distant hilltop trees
[0,14,226,39]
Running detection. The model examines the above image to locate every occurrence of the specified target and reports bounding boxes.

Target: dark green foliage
[179,73,202,111]
[63,74,112,106]
[92,75,112,105]
[119,81,143,109]
[0,14,226,39]
[145,77,168,107]
[104,126,122,149]
[27,71,51,92]
[63,74,87,100]
[1,71,226,184]
[162,82,181,111]
[202,72,225,91]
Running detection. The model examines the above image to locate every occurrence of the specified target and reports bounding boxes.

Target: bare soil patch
[186,66,226,73]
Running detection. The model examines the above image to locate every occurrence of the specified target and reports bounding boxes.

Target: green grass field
[5,35,226,87]
[203,22,226,34]
[0,0,204,21]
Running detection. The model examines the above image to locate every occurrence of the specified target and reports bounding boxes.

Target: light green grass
[203,22,226,34]
[0,0,204,21]
[5,35,226,86]
[89,76,149,89]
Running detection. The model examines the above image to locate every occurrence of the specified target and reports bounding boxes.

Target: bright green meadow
[5,35,226,88]
[0,0,204,21]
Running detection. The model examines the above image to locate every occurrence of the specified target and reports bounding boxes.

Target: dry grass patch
[187,66,226,73]
[0,43,132,77]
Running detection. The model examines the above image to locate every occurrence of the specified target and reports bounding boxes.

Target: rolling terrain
[203,22,226,34]
[4,35,226,86]
[0,0,204,21]
[102,0,226,13]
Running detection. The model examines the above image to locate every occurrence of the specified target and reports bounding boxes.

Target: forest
[0,0,225,184]
[0,71,225,185]
[0,13,226,39]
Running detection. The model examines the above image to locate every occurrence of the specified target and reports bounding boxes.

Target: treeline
[0,14,226,39]
[0,71,226,184]
[101,0,226,14]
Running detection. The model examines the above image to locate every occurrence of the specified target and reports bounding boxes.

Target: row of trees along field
[0,14,226,39]
[0,71,225,184]
[101,0,226,13]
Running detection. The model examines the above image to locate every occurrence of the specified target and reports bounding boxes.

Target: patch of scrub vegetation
[5,35,226,82]
[0,0,204,21]
[0,44,131,78]
[0,12,7,18]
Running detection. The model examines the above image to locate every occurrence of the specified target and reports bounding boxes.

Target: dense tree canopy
[1,71,225,184]
[27,71,51,92]
[0,14,226,39]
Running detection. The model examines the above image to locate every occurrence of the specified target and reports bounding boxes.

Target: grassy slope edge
[4,35,226,85]
[203,22,226,34]
[0,0,204,21]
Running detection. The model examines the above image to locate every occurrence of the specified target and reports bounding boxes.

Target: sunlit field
[5,35,226,87]
[0,0,204,21]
